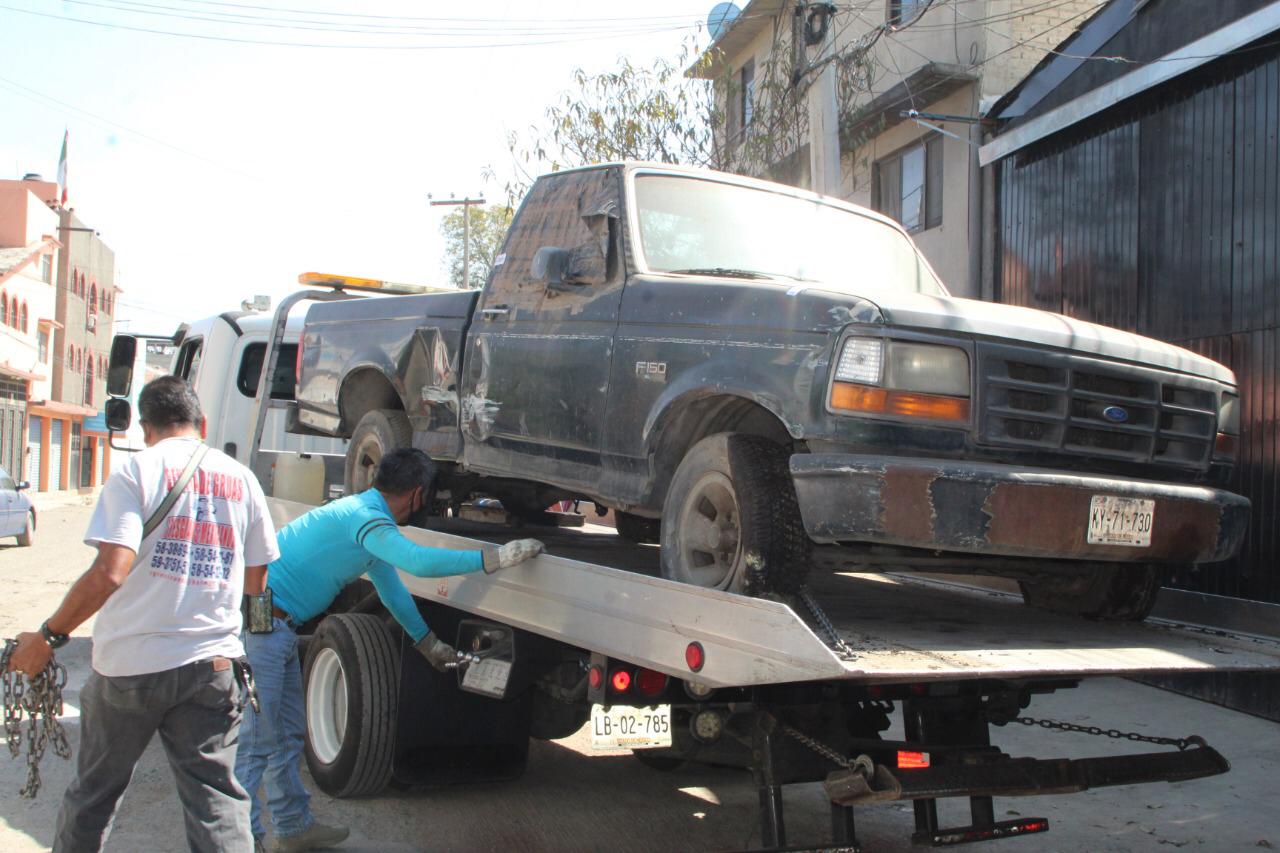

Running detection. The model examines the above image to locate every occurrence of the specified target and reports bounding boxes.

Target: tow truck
[104,279,1280,851]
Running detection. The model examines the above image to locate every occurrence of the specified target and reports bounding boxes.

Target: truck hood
[861,290,1234,385]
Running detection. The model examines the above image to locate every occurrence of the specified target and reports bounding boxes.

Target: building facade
[0,175,115,493]
[694,0,1105,297]
[980,0,1280,715]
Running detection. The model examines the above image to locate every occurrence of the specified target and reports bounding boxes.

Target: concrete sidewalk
[30,487,99,514]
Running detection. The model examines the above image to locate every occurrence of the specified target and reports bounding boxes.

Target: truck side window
[236,342,299,400]
[175,338,203,381]
[486,168,620,311]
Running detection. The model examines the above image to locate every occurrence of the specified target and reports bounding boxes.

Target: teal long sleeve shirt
[267,489,484,642]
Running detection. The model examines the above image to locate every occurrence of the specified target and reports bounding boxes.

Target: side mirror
[107,335,138,397]
[105,397,133,432]
[16,481,28,491]
[531,246,574,288]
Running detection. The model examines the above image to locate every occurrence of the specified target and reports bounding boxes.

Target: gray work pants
[53,659,253,853]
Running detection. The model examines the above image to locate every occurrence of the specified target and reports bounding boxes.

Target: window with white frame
[872,133,943,233]
[888,0,929,26]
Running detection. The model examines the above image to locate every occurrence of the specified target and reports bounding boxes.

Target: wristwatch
[39,620,69,650]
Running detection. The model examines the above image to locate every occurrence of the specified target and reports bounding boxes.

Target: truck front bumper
[789,454,1249,564]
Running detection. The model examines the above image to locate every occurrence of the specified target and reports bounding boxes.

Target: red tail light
[635,669,668,698]
[897,750,930,769]
[685,642,705,672]
[587,665,604,691]
[610,669,632,693]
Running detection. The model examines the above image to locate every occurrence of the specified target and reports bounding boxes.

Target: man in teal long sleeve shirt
[235,448,543,852]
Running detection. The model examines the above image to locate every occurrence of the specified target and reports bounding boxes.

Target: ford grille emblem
[1102,405,1130,423]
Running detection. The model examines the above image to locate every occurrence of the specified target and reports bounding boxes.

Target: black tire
[615,511,660,544]
[16,511,33,547]
[302,613,400,797]
[344,409,412,495]
[1018,564,1166,621]
[660,433,810,595]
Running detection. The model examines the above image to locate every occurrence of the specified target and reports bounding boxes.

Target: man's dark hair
[373,448,437,495]
[138,375,203,428]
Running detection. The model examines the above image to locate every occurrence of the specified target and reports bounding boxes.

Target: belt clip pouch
[247,589,275,634]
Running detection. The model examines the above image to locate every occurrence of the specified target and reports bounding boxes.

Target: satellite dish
[707,2,741,41]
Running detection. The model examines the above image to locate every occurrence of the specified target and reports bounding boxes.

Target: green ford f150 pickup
[291,162,1247,620]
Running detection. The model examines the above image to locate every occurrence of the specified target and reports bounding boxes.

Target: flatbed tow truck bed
[265,499,1280,850]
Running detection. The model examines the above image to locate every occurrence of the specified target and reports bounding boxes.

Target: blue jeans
[235,618,315,841]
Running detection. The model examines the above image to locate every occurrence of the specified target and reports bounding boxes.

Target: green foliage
[439,204,514,289]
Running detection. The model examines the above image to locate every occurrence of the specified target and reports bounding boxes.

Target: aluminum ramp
[267,498,1280,688]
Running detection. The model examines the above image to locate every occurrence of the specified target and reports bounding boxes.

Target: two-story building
[0,174,116,493]
[693,0,1105,297]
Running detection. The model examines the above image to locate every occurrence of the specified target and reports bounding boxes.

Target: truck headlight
[830,338,970,424]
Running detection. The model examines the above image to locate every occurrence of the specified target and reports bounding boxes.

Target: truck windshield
[634,174,946,296]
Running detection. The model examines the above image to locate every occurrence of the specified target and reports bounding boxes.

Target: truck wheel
[660,433,810,595]
[16,511,33,547]
[303,613,400,797]
[615,511,660,544]
[345,409,411,494]
[1018,564,1166,621]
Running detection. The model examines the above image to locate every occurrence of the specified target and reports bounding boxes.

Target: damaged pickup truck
[291,162,1247,620]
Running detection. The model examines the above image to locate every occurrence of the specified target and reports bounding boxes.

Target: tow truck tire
[615,511,660,544]
[345,409,412,495]
[302,613,400,798]
[661,433,810,595]
[1018,564,1166,621]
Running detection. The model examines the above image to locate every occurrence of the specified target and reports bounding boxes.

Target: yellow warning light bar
[297,272,449,295]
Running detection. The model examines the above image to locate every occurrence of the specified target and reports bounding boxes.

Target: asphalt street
[0,504,1277,852]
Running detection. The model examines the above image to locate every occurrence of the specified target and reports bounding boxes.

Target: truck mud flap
[825,742,1229,805]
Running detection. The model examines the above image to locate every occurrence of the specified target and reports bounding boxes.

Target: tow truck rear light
[896,750,930,769]
[610,669,632,693]
[685,642,705,672]
[922,817,1049,846]
[587,665,604,691]
[635,668,668,698]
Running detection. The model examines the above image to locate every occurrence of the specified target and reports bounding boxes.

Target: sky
[0,0,717,334]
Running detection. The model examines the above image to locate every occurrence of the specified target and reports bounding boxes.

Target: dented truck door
[460,167,626,491]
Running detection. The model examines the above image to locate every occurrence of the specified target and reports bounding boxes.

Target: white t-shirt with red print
[84,436,280,677]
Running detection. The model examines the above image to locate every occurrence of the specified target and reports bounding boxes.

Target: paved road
[0,505,1277,851]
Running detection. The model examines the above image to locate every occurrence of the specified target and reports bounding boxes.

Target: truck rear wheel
[1018,564,1166,621]
[660,433,809,595]
[615,511,660,544]
[345,409,411,494]
[303,613,400,797]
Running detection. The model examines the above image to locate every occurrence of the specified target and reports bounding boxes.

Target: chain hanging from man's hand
[1,639,71,798]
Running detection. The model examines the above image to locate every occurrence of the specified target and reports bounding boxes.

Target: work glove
[482,538,545,574]
[415,633,459,673]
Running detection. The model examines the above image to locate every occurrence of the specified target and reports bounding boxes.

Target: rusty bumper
[789,454,1250,564]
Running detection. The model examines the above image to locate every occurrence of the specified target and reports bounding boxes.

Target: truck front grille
[977,343,1218,471]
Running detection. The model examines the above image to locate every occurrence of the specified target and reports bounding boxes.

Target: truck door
[461,167,625,491]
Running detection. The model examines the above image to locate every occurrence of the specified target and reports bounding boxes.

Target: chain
[1,640,71,798]
[797,586,859,660]
[1003,715,1200,751]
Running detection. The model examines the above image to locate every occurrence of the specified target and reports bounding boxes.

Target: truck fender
[337,359,405,432]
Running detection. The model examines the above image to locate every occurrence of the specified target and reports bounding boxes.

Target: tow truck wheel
[661,433,810,595]
[1018,564,1166,621]
[344,409,412,494]
[303,613,400,797]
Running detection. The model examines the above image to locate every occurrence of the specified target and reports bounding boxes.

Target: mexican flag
[57,130,68,206]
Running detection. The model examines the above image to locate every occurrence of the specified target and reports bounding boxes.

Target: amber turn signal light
[829,381,970,423]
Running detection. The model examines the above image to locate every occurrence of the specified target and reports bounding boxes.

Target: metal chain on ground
[797,586,859,661]
[1002,715,1201,751]
[1,640,71,797]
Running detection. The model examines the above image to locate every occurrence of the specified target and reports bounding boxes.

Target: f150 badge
[635,361,667,382]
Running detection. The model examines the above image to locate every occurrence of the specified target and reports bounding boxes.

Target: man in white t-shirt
[6,376,279,853]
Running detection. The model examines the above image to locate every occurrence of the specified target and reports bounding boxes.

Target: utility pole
[429,194,486,287]
[800,2,842,197]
